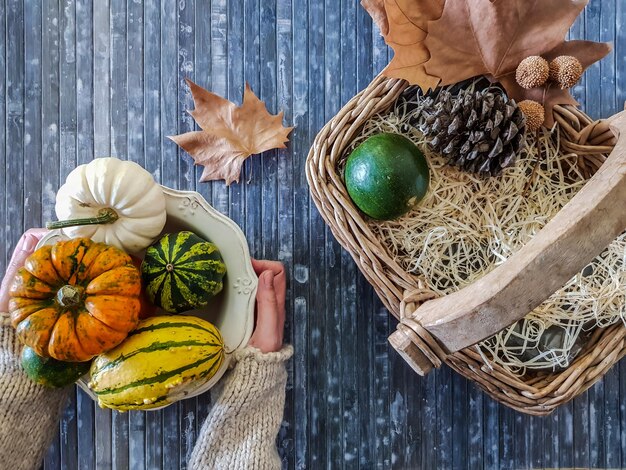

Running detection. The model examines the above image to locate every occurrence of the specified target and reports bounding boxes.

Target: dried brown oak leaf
[378,0,444,91]
[423,0,611,127]
[170,79,293,185]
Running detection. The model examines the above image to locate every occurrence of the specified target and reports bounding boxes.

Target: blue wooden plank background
[1,1,625,468]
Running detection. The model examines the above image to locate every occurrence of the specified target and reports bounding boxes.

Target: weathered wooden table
[2,1,625,468]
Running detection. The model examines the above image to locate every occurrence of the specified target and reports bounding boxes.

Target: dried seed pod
[515,56,550,89]
[518,100,545,132]
[549,55,584,89]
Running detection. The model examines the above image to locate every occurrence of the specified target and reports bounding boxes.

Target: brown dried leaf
[424,0,589,83]
[361,0,389,36]
[380,0,444,91]
[496,40,612,127]
[170,79,293,185]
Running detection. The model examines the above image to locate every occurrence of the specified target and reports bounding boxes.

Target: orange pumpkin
[9,238,142,362]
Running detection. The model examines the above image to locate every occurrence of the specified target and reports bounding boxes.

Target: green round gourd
[141,231,226,313]
[344,133,430,220]
[20,346,91,388]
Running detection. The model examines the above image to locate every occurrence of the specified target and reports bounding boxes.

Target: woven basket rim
[305,73,625,416]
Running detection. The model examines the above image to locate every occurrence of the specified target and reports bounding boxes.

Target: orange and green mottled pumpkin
[9,238,142,362]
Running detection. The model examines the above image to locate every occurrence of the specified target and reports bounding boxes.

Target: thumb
[9,233,39,270]
[256,271,278,322]
[0,233,39,312]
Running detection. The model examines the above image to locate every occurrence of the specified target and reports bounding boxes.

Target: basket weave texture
[305,74,625,416]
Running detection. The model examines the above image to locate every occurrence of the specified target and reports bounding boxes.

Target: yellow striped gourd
[88,315,224,411]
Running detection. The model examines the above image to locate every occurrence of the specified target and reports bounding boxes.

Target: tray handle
[389,110,626,376]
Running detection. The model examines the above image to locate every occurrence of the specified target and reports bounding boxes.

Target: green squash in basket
[21,346,91,388]
[141,231,227,313]
[344,133,430,220]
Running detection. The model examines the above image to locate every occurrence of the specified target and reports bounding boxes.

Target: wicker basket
[305,73,626,416]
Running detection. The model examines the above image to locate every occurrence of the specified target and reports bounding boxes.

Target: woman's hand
[247,259,286,353]
[0,229,47,312]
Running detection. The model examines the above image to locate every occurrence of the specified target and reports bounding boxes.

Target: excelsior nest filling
[344,86,626,376]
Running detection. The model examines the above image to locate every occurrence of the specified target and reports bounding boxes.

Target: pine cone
[399,81,527,176]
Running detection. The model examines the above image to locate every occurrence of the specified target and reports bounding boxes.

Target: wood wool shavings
[344,89,626,376]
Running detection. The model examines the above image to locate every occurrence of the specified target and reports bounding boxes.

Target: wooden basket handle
[389,110,626,376]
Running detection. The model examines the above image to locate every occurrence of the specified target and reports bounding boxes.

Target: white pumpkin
[51,157,167,253]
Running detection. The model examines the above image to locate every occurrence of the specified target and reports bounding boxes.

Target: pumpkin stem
[46,207,119,230]
[57,285,84,308]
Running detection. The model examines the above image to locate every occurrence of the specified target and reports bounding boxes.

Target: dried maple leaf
[497,40,612,127]
[422,0,611,126]
[424,0,589,84]
[170,79,293,185]
[361,0,389,36]
[378,0,444,91]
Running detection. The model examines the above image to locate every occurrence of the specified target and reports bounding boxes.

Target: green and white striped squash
[141,231,226,314]
[88,315,225,411]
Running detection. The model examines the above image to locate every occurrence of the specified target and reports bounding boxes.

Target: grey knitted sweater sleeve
[188,345,294,470]
[0,315,69,470]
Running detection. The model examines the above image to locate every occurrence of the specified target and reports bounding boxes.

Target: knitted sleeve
[0,314,69,470]
[188,344,293,470]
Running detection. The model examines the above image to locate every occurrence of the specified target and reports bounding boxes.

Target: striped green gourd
[141,231,226,313]
[88,315,225,411]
